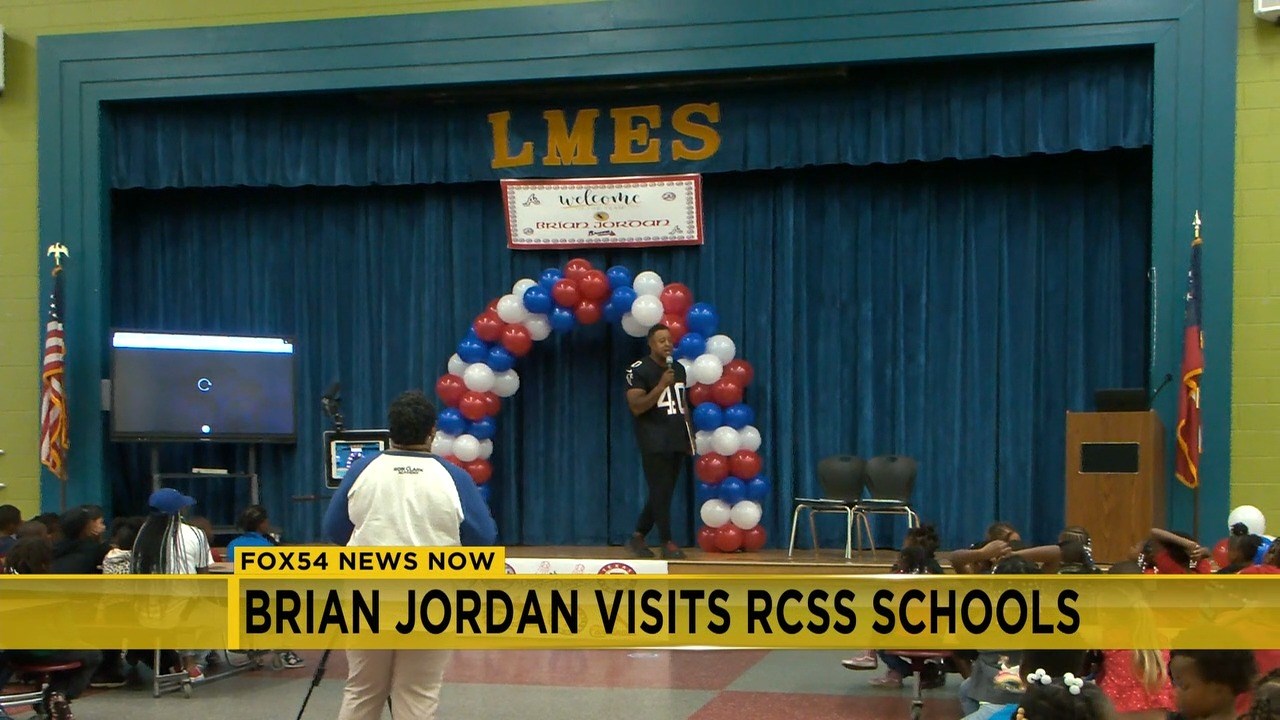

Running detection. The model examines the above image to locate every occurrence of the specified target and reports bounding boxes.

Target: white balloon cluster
[695,425,763,456]
[681,335,737,385]
[621,270,667,337]
[699,499,763,530]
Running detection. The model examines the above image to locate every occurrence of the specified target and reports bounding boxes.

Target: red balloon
[695,454,730,484]
[551,279,581,308]
[459,392,488,421]
[482,391,501,417]
[661,313,687,344]
[578,270,610,301]
[723,359,755,388]
[442,455,462,467]
[660,283,694,315]
[435,374,466,406]
[696,525,718,552]
[473,310,505,343]
[574,299,603,325]
[741,526,767,552]
[711,379,744,407]
[500,324,533,357]
[464,459,493,485]
[729,450,762,479]
[688,383,713,407]
[1213,538,1230,569]
[564,258,594,282]
[714,524,744,552]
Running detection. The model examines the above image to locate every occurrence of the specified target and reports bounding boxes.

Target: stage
[504,546,949,575]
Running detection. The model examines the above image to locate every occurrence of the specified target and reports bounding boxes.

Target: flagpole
[1191,211,1201,541]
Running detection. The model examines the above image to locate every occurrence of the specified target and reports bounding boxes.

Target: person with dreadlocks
[129,488,213,682]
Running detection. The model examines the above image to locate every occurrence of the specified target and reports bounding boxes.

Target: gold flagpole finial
[46,243,70,268]
[1193,211,1202,240]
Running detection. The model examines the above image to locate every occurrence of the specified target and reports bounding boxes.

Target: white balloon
[694,430,714,456]
[493,369,521,398]
[730,500,762,530]
[447,353,468,376]
[692,353,724,385]
[462,363,496,393]
[633,270,665,297]
[1229,505,1267,536]
[496,294,528,324]
[512,278,538,298]
[477,439,494,461]
[630,295,664,326]
[711,426,742,456]
[679,358,696,382]
[453,434,481,462]
[705,334,737,364]
[738,425,762,452]
[700,499,732,528]
[431,432,456,457]
[524,314,552,341]
[621,313,648,338]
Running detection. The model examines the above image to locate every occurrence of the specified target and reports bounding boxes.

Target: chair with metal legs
[856,455,920,551]
[787,455,874,560]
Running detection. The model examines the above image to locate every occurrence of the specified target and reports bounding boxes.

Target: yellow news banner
[0,547,1276,651]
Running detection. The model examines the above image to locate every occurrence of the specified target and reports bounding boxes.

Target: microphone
[666,356,674,370]
[1150,373,1174,402]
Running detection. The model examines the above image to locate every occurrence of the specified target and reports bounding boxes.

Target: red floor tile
[443,649,770,690]
[689,691,963,720]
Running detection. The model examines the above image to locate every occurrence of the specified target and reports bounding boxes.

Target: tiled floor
[4,650,963,719]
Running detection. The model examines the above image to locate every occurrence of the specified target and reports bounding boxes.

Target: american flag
[1175,222,1203,490]
[40,267,68,480]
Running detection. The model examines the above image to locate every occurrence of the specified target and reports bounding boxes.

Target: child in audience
[1093,563,1175,719]
[1217,523,1265,574]
[1167,650,1256,720]
[1241,669,1280,720]
[16,520,50,544]
[986,649,1113,720]
[1,537,103,719]
[223,505,306,669]
[1139,529,1211,574]
[842,525,944,679]
[35,512,62,543]
[101,517,144,575]
[51,505,109,573]
[958,556,1039,719]
[0,504,20,557]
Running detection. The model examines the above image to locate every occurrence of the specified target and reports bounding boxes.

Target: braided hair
[1016,679,1114,719]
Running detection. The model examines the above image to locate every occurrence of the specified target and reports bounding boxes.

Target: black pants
[635,452,684,544]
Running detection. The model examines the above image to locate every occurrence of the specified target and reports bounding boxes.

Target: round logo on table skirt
[598,562,637,575]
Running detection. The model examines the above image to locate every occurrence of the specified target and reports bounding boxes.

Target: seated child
[1167,650,1257,720]
[1217,523,1265,574]
[224,505,305,670]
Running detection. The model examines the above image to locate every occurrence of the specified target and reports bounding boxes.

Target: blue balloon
[692,403,724,432]
[724,403,755,429]
[745,475,771,502]
[603,300,626,324]
[457,337,489,364]
[720,477,746,505]
[549,306,575,333]
[1257,538,1274,565]
[695,482,718,506]
[468,416,497,441]
[686,303,719,337]
[486,345,515,372]
[522,285,553,314]
[478,485,491,504]
[539,268,563,291]
[437,408,466,436]
[610,286,637,310]
[606,265,633,290]
[676,332,707,360]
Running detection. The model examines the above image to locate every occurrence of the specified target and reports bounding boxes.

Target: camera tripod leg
[294,649,394,719]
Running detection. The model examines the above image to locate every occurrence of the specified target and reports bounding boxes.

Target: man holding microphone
[625,324,695,560]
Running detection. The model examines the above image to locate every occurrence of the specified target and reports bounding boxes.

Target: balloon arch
[431,258,769,553]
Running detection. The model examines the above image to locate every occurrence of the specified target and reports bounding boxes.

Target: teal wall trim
[37,0,1236,537]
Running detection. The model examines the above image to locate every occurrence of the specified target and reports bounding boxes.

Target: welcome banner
[501,175,703,249]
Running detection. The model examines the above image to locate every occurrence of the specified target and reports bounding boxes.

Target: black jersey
[626,356,694,454]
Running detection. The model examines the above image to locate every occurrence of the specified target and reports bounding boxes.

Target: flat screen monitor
[324,430,390,488]
[110,331,296,442]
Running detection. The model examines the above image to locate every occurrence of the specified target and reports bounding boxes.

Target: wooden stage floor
[505,546,950,575]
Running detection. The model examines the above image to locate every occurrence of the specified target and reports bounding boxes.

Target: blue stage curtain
[107,51,1152,190]
[108,149,1149,550]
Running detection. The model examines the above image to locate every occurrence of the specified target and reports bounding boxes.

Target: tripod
[295,649,393,720]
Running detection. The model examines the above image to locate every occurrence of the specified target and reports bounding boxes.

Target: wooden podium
[1064,411,1166,564]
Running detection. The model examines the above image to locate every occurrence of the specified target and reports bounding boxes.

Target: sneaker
[187,665,206,683]
[627,535,655,558]
[868,670,904,688]
[279,651,306,669]
[45,691,74,720]
[89,664,129,689]
[842,652,879,670]
[660,544,686,560]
